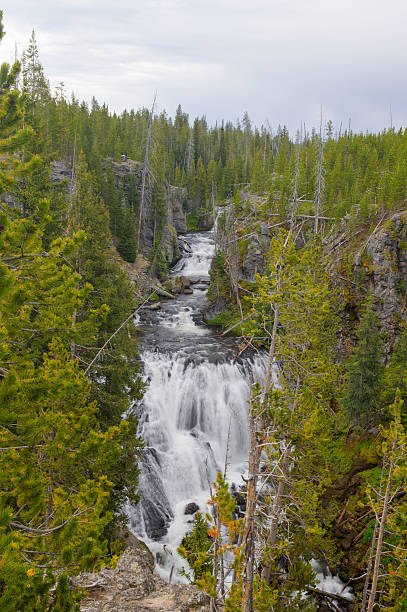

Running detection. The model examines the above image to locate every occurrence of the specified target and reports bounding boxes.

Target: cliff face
[51,159,190,269]
[102,158,187,268]
[331,211,407,355]
[211,200,407,352]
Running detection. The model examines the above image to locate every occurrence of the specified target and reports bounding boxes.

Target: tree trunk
[242,394,261,612]
[366,441,396,612]
[261,447,290,585]
[361,461,385,612]
[137,95,156,253]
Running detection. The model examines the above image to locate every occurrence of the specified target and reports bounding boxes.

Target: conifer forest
[1,9,407,612]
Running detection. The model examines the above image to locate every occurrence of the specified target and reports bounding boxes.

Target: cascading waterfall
[129,230,266,581]
[131,351,265,580]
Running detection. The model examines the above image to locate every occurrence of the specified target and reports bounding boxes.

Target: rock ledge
[76,544,210,612]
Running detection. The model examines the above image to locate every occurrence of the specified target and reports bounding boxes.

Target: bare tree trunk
[290,130,301,230]
[261,447,290,585]
[314,111,324,236]
[345,118,351,170]
[227,204,243,318]
[367,443,396,612]
[263,131,267,171]
[265,303,279,395]
[361,463,384,611]
[242,394,261,612]
[211,180,217,254]
[137,94,156,253]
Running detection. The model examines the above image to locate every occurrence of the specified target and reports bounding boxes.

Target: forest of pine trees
[1,16,407,612]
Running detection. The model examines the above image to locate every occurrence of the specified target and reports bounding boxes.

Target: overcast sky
[1,0,406,133]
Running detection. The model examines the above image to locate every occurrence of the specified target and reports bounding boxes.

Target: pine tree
[382,328,407,422]
[0,21,136,606]
[20,30,51,157]
[21,30,49,104]
[342,297,383,425]
[66,153,143,528]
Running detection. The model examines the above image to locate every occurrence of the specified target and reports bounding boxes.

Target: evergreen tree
[0,22,139,606]
[67,153,143,528]
[21,30,49,104]
[342,298,383,424]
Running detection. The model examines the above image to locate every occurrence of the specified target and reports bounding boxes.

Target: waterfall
[129,230,266,581]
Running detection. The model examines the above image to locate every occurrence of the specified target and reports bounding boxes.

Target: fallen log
[150,283,175,299]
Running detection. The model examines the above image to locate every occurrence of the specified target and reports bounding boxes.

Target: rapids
[129,231,266,581]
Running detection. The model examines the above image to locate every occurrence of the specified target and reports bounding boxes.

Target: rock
[50,160,71,184]
[148,302,161,311]
[180,276,192,288]
[183,288,193,294]
[184,502,200,515]
[77,545,155,609]
[77,544,210,611]
[332,211,407,356]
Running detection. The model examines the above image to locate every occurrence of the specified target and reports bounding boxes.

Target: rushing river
[129,230,265,581]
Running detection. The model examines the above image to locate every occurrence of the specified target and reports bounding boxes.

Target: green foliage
[65,153,144,528]
[186,210,200,230]
[342,297,383,425]
[0,24,143,608]
[178,512,212,582]
[207,250,232,308]
[206,311,231,328]
[382,328,407,424]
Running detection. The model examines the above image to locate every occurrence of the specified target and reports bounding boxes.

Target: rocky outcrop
[76,544,210,612]
[50,160,72,184]
[166,185,188,234]
[105,158,142,188]
[331,211,407,355]
[50,158,190,269]
[103,158,187,266]
[212,198,407,352]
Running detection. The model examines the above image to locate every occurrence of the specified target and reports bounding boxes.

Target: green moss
[361,251,375,274]
[384,247,393,262]
[237,239,249,261]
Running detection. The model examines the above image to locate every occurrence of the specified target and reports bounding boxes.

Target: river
[128,230,265,581]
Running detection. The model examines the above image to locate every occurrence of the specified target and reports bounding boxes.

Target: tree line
[0,17,144,609]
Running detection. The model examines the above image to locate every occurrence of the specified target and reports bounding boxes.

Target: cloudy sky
[1,0,406,133]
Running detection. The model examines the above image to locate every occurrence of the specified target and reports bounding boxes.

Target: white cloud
[1,0,406,132]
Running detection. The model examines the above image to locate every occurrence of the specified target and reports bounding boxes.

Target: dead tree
[314,111,324,235]
[289,128,302,230]
[137,93,157,253]
[362,393,406,611]
[242,390,262,612]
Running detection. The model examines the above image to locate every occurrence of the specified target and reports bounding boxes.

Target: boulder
[77,543,210,611]
[184,502,200,515]
[183,288,193,295]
